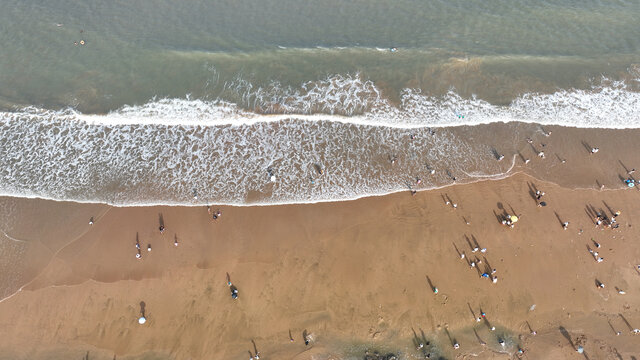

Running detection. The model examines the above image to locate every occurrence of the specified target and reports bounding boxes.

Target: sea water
[1,0,639,206]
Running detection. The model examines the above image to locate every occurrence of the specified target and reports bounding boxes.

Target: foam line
[0,74,638,206]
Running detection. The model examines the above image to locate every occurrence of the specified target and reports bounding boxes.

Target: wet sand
[0,167,639,359]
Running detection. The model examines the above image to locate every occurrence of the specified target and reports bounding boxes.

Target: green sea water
[1,0,639,112]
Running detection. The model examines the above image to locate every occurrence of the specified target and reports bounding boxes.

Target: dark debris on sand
[363,351,397,360]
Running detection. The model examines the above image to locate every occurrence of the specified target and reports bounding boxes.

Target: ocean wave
[62,73,640,129]
[0,74,638,206]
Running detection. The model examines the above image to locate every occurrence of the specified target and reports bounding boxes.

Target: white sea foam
[0,74,638,206]
[72,74,640,129]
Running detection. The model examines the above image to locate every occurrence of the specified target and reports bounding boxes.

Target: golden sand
[0,170,639,359]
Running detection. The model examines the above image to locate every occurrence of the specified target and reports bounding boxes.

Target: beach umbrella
[510,215,519,223]
[138,316,146,324]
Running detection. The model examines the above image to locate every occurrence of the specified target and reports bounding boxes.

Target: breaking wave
[0,73,638,206]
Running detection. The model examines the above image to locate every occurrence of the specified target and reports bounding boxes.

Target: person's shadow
[139,301,146,318]
[158,213,165,231]
[559,326,590,359]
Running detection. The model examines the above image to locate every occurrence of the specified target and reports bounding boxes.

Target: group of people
[593,210,621,230]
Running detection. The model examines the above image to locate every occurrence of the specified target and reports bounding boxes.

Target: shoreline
[1,119,640,207]
[0,171,639,359]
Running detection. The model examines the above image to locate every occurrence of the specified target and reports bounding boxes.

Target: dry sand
[0,169,639,359]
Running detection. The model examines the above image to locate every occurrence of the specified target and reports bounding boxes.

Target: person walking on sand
[227,273,239,299]
[562,221,569,230]
[302,330,311,345]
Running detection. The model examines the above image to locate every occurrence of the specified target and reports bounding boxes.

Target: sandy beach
[1,163,639,359]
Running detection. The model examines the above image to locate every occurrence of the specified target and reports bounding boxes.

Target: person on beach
[136,251,142,259]
[89,217,94,225]
[562,222,569,230]
[537,151,545,159]
[535,190,545,206]
[590,147,599,154]
[227,273,239,299]
[159,225,165,234]
[147,244,152,252]
[595,217,603,227]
